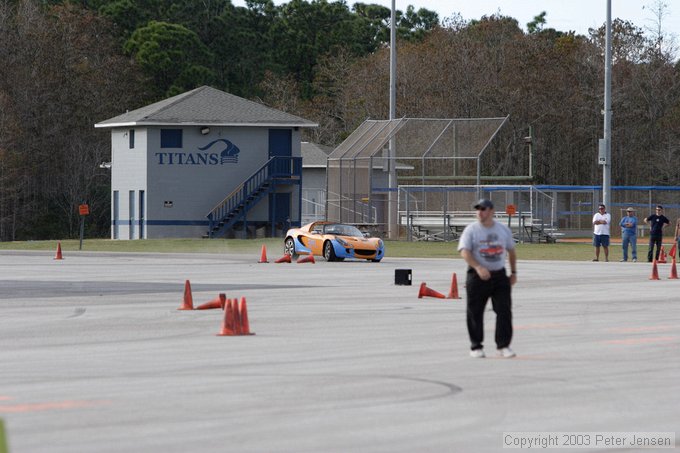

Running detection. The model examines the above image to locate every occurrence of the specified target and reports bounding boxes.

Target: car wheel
[323,241,337,262]
[284,237,298,258]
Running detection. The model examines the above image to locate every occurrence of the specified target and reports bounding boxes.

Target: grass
[0,237,609,261]
[0,418,6,453]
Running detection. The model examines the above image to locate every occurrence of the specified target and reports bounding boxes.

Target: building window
[160,129,182,148]
[129,129,135,149]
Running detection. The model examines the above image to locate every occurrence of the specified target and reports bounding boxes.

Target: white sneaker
[497,347,516,358]
[469,349,485,358]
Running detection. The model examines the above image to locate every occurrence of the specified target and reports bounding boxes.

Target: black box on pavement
[395,269,412,285]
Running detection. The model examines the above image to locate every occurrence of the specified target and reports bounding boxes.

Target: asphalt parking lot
[0,250,678,453]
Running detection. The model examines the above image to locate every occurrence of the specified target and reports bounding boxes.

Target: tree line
[0,0,678,240]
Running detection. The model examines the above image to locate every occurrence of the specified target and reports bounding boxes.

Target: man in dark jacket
[645,205,670,262]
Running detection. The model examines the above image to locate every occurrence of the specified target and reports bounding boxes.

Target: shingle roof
[95,86,317,128]
[301,142,333,168]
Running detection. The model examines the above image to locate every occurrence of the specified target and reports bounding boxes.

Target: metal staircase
[206,156,301,238]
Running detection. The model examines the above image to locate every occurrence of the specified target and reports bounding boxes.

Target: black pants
[648,235,663,262]
[466,268,513,350]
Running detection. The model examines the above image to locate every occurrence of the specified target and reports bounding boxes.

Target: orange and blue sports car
[284,222,384,262]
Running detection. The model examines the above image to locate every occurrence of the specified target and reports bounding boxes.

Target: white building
[95,86,317,239]
[300,142,332,224]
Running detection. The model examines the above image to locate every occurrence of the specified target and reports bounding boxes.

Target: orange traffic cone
[447,273,461,299]
[418,282,446,299]
[54,242,63,260]
[669,258,678,279]
[177,280,194,310]
[196,294,224,310]
[659,246,667,264]
[297,254,315,264]
[227,299,236,333]
[275,254,292,263]
[232,298,242,334]
[240,297,254,335]
[216,299,236,336]
[649,259,660,280]
[258,244,269,263]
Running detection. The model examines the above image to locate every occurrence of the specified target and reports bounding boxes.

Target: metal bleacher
[400,211,562,243]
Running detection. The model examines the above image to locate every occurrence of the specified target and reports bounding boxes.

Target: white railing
[324,191,378,224]
[397,185,557,242]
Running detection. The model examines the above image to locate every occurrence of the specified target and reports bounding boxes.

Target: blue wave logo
[198,139,240,164]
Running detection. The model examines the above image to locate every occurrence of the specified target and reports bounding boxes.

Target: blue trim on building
[374,185,680,192]
[147,220,210,226]
[111,220,210,226]
[536,185,680,191]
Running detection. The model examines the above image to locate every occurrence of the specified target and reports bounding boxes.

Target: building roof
[95,86,317,129]
[301,142,333,168]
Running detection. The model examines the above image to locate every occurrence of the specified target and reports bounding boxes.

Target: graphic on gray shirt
[457,221,515,271]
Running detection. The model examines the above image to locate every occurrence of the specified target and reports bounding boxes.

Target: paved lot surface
[0,250,678,453]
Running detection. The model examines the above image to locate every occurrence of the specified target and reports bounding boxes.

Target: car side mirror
[362,232,370,238]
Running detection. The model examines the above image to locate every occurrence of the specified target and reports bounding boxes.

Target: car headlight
[336,237,349,246]
[378,239,384,248]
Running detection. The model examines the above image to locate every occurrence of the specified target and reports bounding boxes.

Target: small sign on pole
[506,204,517,228]
[78,203,89,250]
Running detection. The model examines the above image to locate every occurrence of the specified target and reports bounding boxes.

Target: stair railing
[207,156,301,236]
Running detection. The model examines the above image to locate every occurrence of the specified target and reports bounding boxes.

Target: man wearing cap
[645,205,669,262]
[619,207,638,262]
[457,199,517,359]
[592,204,611,262]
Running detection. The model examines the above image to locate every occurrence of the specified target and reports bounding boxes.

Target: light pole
[524,126,533,179]
[388,0,398,240]
[601,0,612,207]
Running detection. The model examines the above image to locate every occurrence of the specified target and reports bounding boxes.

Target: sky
[232,0,679,38]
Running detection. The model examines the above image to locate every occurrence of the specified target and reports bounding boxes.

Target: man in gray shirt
[457,199,517,358]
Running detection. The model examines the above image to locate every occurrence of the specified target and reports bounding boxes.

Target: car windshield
[323,224,364,238]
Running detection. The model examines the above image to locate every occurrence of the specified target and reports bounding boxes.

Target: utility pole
[601,0,612,207]
[387,0,398,239]
[525,125,533,179]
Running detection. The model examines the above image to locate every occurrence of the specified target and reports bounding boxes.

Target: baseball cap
[626,207,635,212]
[473,199,494,210]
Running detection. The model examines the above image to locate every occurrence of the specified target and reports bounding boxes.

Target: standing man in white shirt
[592,203,611,262]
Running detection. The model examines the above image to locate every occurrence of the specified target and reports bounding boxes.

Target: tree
[98,0,231,41]
[207,0,278,97]
[124,20,216,97]
[269,0,364,98]
[352,2,438,43]
[0,0,148,240]
[642,0,677,61]
[526,11,546,34]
